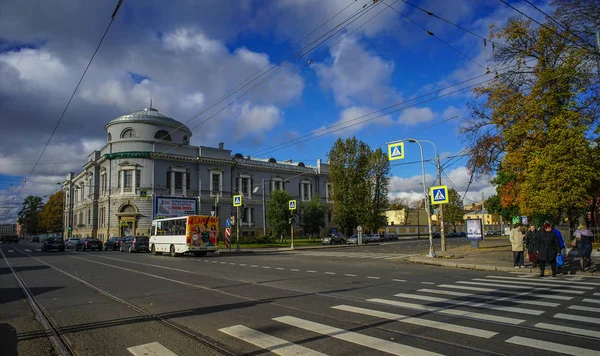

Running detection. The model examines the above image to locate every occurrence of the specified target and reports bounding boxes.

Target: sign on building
[154,197,198,219]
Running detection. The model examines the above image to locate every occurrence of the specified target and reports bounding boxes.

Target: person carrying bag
[525,224,538,267]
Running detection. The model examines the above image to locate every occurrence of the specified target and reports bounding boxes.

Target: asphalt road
[1,240,599,356]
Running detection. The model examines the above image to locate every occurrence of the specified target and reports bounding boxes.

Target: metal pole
[595,31,600,76]
[262,178,266,236]
[290,217,294,250]
[437,155,446,251]
[236,206,240,251]
[413,140,435,257]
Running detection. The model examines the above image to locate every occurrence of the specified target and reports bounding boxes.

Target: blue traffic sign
[226,219,231,228]
[429,185,449,205]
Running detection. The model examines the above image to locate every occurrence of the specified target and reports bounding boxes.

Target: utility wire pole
[436,155,446,252]
[596,31,600,77]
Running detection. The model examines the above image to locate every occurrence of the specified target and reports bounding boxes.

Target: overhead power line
[2,0,123,221]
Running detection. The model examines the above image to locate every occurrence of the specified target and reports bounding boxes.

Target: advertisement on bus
[154,197,197,219]
[188,215,219,247]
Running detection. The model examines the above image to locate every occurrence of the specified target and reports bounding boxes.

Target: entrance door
[121,221,133,236]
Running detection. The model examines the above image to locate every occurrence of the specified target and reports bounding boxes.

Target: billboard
[466,218,484,241]
[154,197,197,219]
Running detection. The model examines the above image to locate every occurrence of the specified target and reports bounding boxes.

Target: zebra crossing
[291,250,416,260]
[218,274,600,355]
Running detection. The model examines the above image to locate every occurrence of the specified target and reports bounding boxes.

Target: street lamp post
[408,138,436,258]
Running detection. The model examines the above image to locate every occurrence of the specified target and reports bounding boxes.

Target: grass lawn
[217,238,323,249]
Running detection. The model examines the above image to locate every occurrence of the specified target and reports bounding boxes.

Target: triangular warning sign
[234,197,240,204]
[391,146,402,157]
[434,189,446,201]
[290,202,295,208]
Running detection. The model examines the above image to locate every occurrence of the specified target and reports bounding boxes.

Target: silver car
[65,238,80,249]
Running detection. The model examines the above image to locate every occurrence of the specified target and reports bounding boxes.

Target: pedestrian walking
[525,224,538,267]
[573,223,594,271]
[536,223,561,277]
[509,223,525,268]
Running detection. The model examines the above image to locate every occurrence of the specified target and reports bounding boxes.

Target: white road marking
[211,261,218,263]
[554,313,600,325]
[472,278,593,290]
[594,293,600,296]
[333,305,497,339]
[219,325,326,356]
[127,342,179,356]
[393,293,543,315]
[324,272,336,275]
[8,250,14,253]
[273,316,443,356]
[569,305,600,313]
[506,336,599,356]
[306,270,317,273]
[24,249,31,252]
[344,274,356,277]
[229,263,236,265]
[367,276,380,280]
[275,267,285,270]
[240,264,247,266]
[262,266,271,269]
[421,282,435,285]
[392,279,406,282]
[417,288,560,307]
[582,298,600,304]
[290,269,300,272]
[535,323,600,340]
[437,284,573,300]
[486,275,600,286]
[35,249,41,252]
[250,265,259,268]
[457,281,585,294]
[220,261,227,264]
[368,298,524,325]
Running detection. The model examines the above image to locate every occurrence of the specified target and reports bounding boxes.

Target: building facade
[63,107,331,241]
[0,223,16,236]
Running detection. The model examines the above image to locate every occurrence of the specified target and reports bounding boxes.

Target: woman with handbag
[573,223,594,271]
[536,223,561,277]
[525,224,538,268]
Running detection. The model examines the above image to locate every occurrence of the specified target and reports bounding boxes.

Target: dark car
[76,238,103,251]
[30,236,40,242]
[104,237,125,251]
[321,233,345,245]
[41,237,65,252]
[120,236,149,253]
[1,235,19,243]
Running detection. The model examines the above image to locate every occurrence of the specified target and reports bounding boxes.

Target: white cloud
[233,102,284,142]
[397,107,436,126]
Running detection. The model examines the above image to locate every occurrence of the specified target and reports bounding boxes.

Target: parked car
[104,237,125,251]
[76,238,103,251]
[321,233,345,245]
[364,234,380,243]
[1,235,19,243]
[41,237,65,252]
[30,236,40,242]
[120,236,149,253]
[346,234,359,244]
[65,238,81,249]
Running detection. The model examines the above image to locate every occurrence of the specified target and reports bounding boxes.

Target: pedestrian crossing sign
[430,185,449,205]
[387,142,404,161]
[289,200,296,210]
[233,195,242,207]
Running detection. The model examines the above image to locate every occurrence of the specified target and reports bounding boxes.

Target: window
[166,171,189,190]
[87,208,91,225]
[326,183,333,202]
[154,130,171,141]
[123,171,133,190]
[243,207,254,225]
[155,218,188,236]
[272,178,283,191]
[301,180,312,201]
[210,171,222,197]
[79,212,83,226]
[182,135,189,145]
[107,133,112,142]
[100,207,105,227]
[121,128,137,138]
[101,174,107,196]
[241,178,249,195]
[74,190,78,203]
[120,169,140,191]
[239,176,251,198]
[87,177,93,199]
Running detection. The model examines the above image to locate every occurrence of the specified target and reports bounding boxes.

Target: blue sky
[0,0,552,222]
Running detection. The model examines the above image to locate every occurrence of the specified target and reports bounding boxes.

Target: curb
[214,242,383,255]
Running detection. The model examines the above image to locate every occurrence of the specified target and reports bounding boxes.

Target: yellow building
[463,211,501,225]
[385,209,432,226]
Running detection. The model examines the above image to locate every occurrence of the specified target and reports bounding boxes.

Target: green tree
[266,190,294,242]
[443,189,465,232]
[364,148,390,233]
[17,195,44,235]
[389,197,415,225]
[461,13,599,222]
[39,191,64,233]
[298,197,327,239]
[327,137,372,236]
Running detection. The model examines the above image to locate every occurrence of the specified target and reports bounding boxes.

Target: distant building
[0,223,16,236]
[63,107,332,241]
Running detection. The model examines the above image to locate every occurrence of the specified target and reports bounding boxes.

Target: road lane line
[220,261,227,264]
[250,265,259,268]
[35,249,41,252]
[229,263,236,265]
[367,276,380,280]
[344,274,356,277]
[219,325,326,356]
[332,305,497,339]
[472,278,593,290]
[211,261,218,263]
[594,293,600,296]
[437,284,573,300]
[24,249,31,252]
[535,323,600,340]
[8,250,14,253]
[273,316,443,356]
[506,336,598,356]
[290,269,300,272]
[392,279,406,282]
[127,342,179,356]
[457,281,585,294]
[486,275,600,286]
[418,288,560,307]
[421,282,435,285]
[306,270,317,273]
[554,313,600,325]
[240,264,247,266]
[275,267,285,270]
[568,305,600,313]
[324,272,336,275]
[368,298,524,325]
[582,298,600,304]
[393,293,543,315]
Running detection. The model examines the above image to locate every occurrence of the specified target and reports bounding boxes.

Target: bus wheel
[170,245,176,257]
[151,244,161,255]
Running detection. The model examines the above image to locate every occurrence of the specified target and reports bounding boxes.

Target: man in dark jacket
[536,223,561,277]
[524,224,538,268]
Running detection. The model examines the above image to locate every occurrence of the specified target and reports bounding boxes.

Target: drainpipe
[107,143,112,239]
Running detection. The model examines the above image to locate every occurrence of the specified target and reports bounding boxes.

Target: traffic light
[68,226,72,231]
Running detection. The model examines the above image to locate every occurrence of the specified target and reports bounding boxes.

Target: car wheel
[104,245,108,251]
[169,245,176,257]
[128,246,132,253]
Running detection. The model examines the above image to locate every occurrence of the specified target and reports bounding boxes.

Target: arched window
[121,128,136,138]
[107,133,112,142]
[154,130,171,141]
[182,135,189,145]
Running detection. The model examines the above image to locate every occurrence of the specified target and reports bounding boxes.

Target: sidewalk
[408,237,599,276]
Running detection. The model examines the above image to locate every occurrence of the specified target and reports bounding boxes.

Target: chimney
[218,142,224,149]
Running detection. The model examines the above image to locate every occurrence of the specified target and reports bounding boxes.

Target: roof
[105,108,191,133]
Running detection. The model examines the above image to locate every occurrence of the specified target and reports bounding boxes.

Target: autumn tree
[363,148,390,233]
[443,189,465,232]
[38,191,64,233]
[461,6,599,223]
[298,197,327,239]
[266,189,294,242]
[17,195,44,235]
[389,197,416,225]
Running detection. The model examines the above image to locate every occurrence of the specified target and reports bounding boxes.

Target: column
[132,170,137,195]
[182,172,187,197]
[120,171,124,194]
[170,171,175,196]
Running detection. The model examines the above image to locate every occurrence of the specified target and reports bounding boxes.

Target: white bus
[150,215,219,257]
